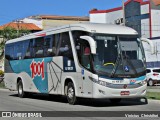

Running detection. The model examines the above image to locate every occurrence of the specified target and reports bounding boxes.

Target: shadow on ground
[9,93,148,107]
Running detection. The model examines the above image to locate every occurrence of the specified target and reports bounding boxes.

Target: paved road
[0,89,160,120]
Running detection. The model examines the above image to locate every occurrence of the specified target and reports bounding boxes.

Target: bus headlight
[89,76,111,87]
[138,80,147,85]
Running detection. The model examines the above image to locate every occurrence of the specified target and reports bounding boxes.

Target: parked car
[146,68,160,86]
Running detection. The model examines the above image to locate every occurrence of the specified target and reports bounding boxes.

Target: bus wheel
[67,82,77,105]
[17,80,26,98]
[109,98,121,104]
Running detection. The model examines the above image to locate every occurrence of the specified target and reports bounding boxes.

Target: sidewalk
[147,86,160,92]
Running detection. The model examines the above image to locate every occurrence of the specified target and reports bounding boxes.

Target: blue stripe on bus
[10,57,53,93]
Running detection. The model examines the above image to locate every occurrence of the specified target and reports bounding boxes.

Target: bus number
[30,60,45,80]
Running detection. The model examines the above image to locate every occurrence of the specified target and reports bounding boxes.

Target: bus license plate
[112,80,123,84]
[120,91,130,96]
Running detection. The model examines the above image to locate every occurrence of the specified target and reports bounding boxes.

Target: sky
[0,0,123,25]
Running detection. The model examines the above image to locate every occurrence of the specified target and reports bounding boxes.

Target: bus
[4,23,147,105]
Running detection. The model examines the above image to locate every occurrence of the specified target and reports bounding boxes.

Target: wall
[42,20,89,29]
[106,10,123,24]
[141,4,150,38]
[143,40,160,68]
[22,18,43,29]
[90,13,107,23]
[151,9,160,38]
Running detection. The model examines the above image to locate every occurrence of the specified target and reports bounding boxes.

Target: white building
[90,0,160,40]
[21,15,89,30]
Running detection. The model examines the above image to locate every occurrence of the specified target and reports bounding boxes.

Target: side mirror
[80,36,97,54]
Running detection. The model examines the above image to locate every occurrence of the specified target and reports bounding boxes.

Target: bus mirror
[80,36,96,54]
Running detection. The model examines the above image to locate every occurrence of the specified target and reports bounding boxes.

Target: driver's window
[72,30,91,70]
[81,42,91,70]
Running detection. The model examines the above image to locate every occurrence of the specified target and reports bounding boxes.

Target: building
[90,0,160,40]
[21,15,89,29]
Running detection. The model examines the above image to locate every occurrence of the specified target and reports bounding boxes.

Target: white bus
[4,23,147,104]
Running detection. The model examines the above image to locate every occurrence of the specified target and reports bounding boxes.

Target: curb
[147,89,160,92]
[0,88,9,91]
[148,99,160,104]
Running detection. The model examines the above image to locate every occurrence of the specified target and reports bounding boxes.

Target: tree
[0,26,30,40]
[0,26,30,59]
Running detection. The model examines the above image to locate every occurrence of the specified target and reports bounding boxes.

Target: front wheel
[17,80,26,98]
[67,82,77,105]
[148,79,154,86]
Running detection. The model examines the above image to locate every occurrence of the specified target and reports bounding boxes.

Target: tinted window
[44,35,55,57]
[13,41,30,60]
[33,37,44,58]
[153,69,160,73]
[5,33,69,60]
[5,44,14,60]
[72,31,90,69]
[57,32,73,60]
[24,40,33,59]
[146,69,151,73]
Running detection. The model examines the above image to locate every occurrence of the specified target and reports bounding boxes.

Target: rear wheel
[67,82,77,105]
[17,80,26,98]
[148,79,154,86]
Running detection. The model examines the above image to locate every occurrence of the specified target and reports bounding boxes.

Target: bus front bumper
[92,83,147,99]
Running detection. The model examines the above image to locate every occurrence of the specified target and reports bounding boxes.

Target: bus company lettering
[30,60,45,80]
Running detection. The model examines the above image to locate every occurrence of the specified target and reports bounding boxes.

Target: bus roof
[6,23,138,44]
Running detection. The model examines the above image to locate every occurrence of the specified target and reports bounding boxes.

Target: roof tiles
[152,0,160,5]
[0,22,42,30]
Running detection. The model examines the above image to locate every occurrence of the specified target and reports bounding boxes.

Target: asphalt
[0,88,160,120]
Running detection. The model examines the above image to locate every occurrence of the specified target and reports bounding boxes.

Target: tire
[148,79,154,86]
[109,98,121,104]
[17,80,26,98]
[67,82,77,105]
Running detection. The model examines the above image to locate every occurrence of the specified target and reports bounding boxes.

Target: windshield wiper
[110,54,121,77]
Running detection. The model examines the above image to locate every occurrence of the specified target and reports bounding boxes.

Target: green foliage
[0,26,30,40]
[0,70,4,76]
[0,82,5,88]
[146,92,160,100]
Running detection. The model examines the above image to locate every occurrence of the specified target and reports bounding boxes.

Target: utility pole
[16,20,20,37]
[122,0,125,26]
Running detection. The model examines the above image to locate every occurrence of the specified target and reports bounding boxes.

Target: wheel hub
[19,85,22,95]
[68,87,74,98]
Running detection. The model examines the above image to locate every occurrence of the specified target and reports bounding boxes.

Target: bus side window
[24,40,33,59]
[81,42,91,70]
[34,37,44,58]
[57,32,73,60]
[5,45,14,60]
[15,42,23,60]
[72,30,90,69]
[44,35,55,57]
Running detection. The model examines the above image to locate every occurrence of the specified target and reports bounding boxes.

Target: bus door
[79,42,93,97]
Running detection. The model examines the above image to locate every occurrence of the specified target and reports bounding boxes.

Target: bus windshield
[92,34,146,78]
